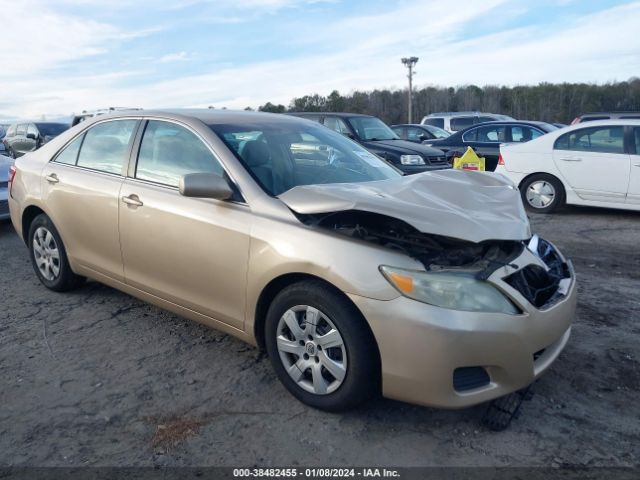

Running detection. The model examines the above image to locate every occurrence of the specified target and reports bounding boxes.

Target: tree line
[255,78,640,125]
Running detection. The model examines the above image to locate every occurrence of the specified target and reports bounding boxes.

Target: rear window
[423,117,444,129]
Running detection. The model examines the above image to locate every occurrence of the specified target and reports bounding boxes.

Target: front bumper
[349,241,577,409]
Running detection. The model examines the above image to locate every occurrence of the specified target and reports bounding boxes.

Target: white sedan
[496,119,640,213]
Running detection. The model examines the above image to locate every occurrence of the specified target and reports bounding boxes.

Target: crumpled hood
[278,169,531,243]
[361,139,444,157]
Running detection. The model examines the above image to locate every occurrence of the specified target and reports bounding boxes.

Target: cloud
[158,52,193,63]
[1,0,638,118]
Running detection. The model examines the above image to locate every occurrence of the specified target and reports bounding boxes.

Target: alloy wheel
[33,226,61,281]
[276,305,347,395]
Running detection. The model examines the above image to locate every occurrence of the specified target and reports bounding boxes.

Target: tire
[265,280,379,412]
[28,214,85,292]
[520,173,565,214]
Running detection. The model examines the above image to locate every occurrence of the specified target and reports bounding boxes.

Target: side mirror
[179,173,234,200]
[343,132,355,140]
[418,134,428,141]
[26,133,37,140]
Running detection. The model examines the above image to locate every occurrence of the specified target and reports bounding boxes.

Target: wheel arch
[253,273,381,367]
[21,205,47,245]
[518,171,567,196]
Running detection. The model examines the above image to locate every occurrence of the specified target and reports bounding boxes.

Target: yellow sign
[452,147,485,171]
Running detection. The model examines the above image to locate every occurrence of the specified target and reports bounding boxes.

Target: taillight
[8,164,16,195]
[498,153,505,166]
[570,117,580,125]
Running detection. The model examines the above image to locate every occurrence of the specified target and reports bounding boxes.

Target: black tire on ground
[27,213,85,292]
[520,173,565,214]
[265,280,380,412]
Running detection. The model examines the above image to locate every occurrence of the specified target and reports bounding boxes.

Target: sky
[1,0,638,119]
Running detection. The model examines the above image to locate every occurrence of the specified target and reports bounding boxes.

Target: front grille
[0,199,9,217]
[504,237,570,308]
[427,156,449,165]
[453,367,490,392]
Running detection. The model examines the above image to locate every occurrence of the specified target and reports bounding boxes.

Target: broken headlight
[400,154,425,166]
[380,266,518,314]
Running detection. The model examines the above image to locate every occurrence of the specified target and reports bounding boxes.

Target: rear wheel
[520,174,565,213]
[265,280,379,411]
[28,214,85,291]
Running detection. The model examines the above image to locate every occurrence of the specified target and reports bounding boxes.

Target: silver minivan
[422,112,515,133]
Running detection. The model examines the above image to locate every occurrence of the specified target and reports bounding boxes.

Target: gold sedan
[8,110,576,411]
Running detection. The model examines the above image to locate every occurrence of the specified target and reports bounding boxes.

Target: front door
[118,120,251,329]
[552,125,630,203]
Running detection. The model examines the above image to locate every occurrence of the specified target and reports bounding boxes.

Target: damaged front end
[296,209,523,278]
[296,209,571,311]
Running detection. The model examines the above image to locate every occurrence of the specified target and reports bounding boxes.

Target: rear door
[627,127,640,205]
[552,125,630,203]
[41,119,139,281]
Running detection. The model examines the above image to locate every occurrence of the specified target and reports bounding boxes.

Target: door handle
[45,173,59,183]
[634,163,640,167]
[122,194,143,207]
[559,157,582,162]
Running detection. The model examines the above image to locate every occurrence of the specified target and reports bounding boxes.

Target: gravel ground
[0,206,639,467]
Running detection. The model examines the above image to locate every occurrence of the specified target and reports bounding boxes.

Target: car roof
[289,112,373,119]
[425,112,506,117]
[81,108,331,127]
[579,111,640,116]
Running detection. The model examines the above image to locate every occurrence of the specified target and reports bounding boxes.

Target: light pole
[401,56,419,123]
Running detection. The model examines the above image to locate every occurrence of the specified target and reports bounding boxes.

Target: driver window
[136,120,224,187]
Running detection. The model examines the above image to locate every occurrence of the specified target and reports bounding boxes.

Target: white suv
[422,112,515,133]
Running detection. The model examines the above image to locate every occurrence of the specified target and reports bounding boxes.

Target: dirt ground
[0,206,639,467]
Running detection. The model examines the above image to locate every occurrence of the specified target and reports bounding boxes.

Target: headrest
[241,140,270,167]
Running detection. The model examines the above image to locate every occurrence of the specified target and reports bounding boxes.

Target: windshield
[348,117,399,141]
[424,125,450,139]
[210,121,401,196]
[36,123,69,137]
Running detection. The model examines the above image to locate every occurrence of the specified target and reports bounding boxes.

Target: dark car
[288,113,449,174]
[4,122,69,158]
[424,121,558,172]
[570,111,640,125]
[390,123,451,143]
[0,125,8,157]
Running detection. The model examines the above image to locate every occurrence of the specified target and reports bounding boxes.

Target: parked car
[552,123,568,129]
[497,119,640,213]
[4,122,69,158]
[571,112,640,125]
[0,155,13,220]
[8,109,575,412]
[0,125,8,157]
[288,113,449,174]
[425,121,558,172]
[390,123,451,143]
[421,112,515,133]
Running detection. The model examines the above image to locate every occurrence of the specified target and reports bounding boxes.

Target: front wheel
[265,280,379,411]
[520,174,565,213]
[28,214,85,291]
